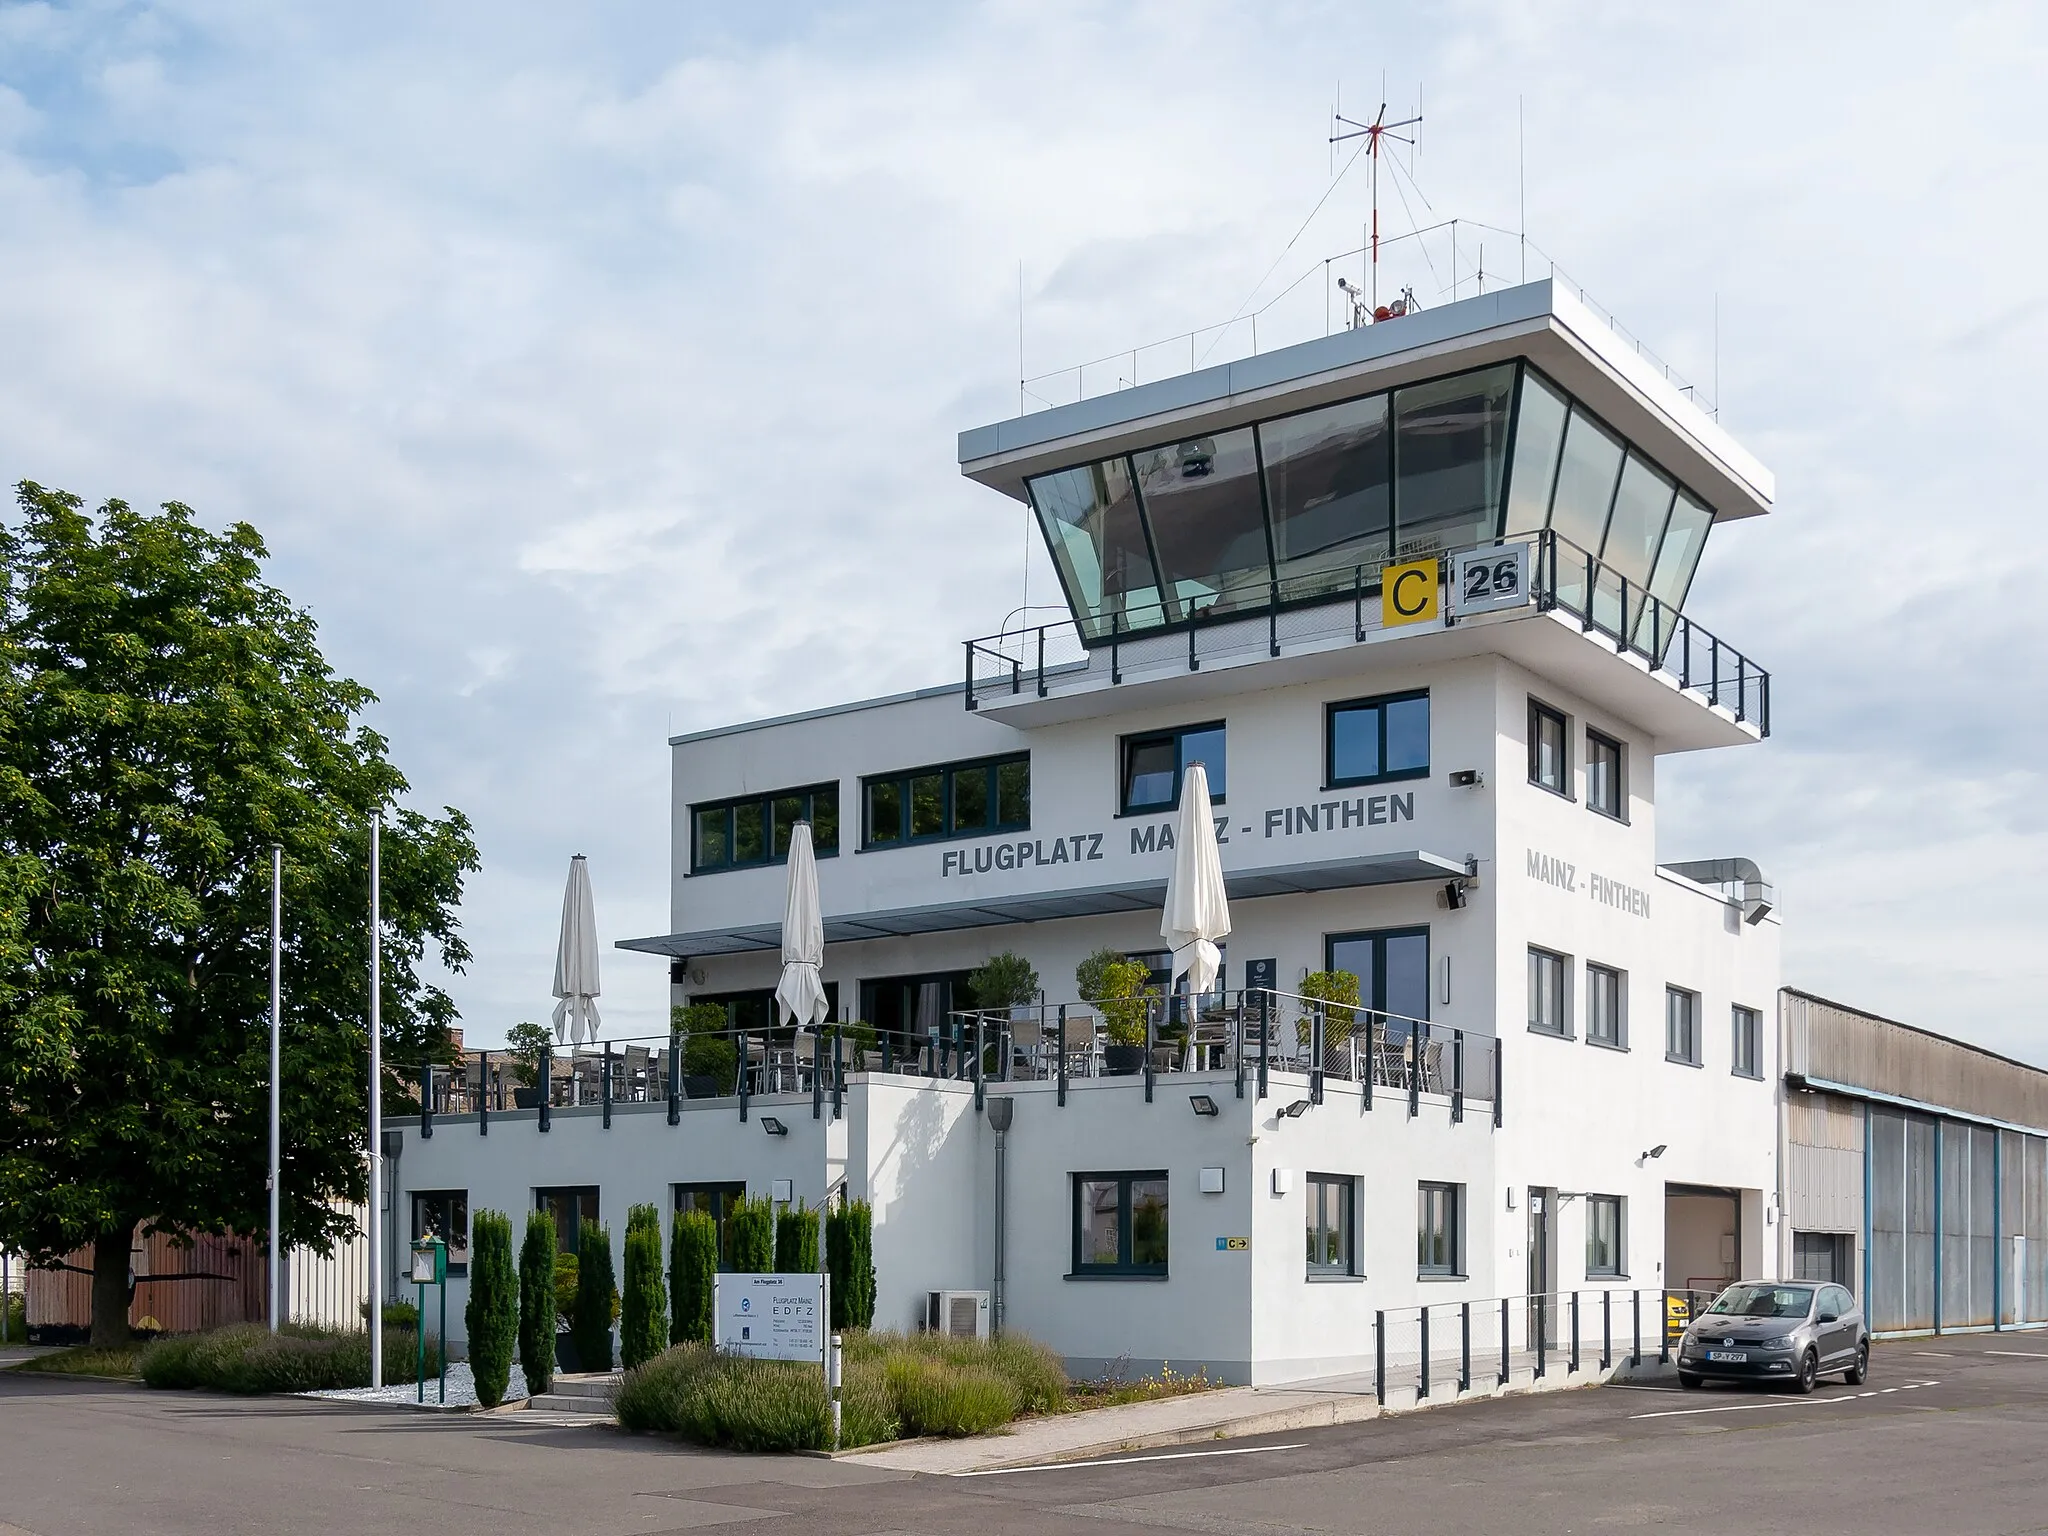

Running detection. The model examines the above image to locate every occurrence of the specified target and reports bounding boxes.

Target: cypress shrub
[572,1223,617,1373]
[464,1210,518,1407]
[727,1195,774,1274]
[669,1209,717,1345]
[774,1200,819,1274]
[827,1199,876,1328]
[518,1210,557,1395]
[620,1205,668,1371]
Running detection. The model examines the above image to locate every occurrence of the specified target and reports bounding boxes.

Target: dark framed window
[1586,730,1625,820]
[1529,700,1569,795]
[1120,723,1225,813]
[673,1182,746,1269]
[411,1190,469,1275]
[1418,1182,1462,1276]
[1307,1174,1357,1276]
[1072,1171,1169,1277]
[691,986,836,1035]
[692,782,839,874]
[1731,1005,1763,1079]
[1527,947,1571,1038]
[1325,927,1429,1037]
[1665,987,1701,1066]
[536,1186,599,1258]
[1586,1194,1624,1278]
[1327,690,1430,788]
[1587,963,1626,1049]
[863,754,1029,847]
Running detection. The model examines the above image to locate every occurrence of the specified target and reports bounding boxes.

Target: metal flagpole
[368,814,384,1388]
[268,844,283,1333]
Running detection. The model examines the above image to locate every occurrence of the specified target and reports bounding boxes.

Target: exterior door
[1527,1189,1552,1351]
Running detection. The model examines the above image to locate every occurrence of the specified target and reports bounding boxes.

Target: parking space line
[950,1443,1307,1477]
[1983,1351,2048,1359]
[1630,1396,1859,1420]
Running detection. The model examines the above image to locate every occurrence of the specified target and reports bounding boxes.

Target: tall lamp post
[268,844,283,1333]
[368,813,384,1388]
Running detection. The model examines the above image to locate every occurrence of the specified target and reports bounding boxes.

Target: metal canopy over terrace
[618,848,1470,961]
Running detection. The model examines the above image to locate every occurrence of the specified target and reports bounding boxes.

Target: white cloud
[2,0,2046,1063]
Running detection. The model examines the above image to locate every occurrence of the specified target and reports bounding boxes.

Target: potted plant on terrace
[673,1002,736,1098]
[1078,948,1153,1075]
[969,951,1040,1073]
[506,1021,552,1109]
[1297,969,1361,1067]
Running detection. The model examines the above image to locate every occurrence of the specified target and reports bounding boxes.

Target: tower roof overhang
[959,279,1771,524]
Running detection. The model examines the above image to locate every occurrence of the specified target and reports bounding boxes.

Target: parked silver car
[1676,1280,1869,1393]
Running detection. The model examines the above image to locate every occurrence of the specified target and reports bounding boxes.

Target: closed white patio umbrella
[1162,762,1231,996]
[774,822,829,1030]
[551,854,603,1046]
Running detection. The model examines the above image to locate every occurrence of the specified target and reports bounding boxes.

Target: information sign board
[714,1272,826,1362]
[1450,542,1532,617]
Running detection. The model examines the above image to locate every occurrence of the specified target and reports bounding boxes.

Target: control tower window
[1260,392,1392,604]
[1131,427,1270,622]
[1503,371,1569,537]
[1027,458,1167,642]
[1392,365,1514,558]
[1120,722,1225,814]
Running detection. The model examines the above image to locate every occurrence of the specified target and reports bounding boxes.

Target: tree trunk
[89,1222,135,1347]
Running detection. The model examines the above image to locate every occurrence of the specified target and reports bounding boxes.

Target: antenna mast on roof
[1330,99,1422,310]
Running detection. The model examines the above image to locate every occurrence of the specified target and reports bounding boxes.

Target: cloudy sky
[3,1,2044,1062]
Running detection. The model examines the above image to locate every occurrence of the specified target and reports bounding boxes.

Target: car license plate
[1706,1350,1748,1363]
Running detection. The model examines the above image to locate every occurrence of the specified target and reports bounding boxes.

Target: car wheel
[1791,1349,1818,1395]
[1678,1371,1702,1390]
[1844,1342,1868,1386]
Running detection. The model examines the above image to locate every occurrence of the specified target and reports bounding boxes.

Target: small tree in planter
[1077,948,1154,1073]
[669,1209,717,1345]
[571,1224,617,1373]
[672,1002,738,1097]
[464,1210,518,1407]
[505,1021,553,1106]
[517,1210,556,1395]
[619,1205,668,1370]
[826,1199,876,1329]
[727,1195,774,1273]
[1297,969,1362,1061]
[968,952,1039,1013]
[774,1200,819,1273]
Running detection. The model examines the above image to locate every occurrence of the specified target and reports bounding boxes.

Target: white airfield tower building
[384,279,2048,1381]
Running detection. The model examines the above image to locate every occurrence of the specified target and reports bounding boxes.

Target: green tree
[727,1196,774,1274]
[668,1208,716,1345]
[619,1204,667,1370]
[572,1223,616,1372]
[504,1021,552,1088]
[774,1200,819,1273]
[0,485,478,1345]
[464,1210,517,1407]
[826,1199,876,1330]
[517,1210,556,1395]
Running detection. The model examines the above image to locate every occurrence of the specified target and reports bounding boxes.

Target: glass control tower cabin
[602,278,1786,1381]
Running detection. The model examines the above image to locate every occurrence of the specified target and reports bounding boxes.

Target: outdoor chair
[622,1044,650,1102]
[1418,1038,1447,1094]
[1373,1033,1410,1090]
[1008,1014,1049,1078]
[786,1030,819,1091]
[1059,1013,1101,1078]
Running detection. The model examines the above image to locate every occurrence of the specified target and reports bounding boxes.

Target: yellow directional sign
[1381,558,1441,628]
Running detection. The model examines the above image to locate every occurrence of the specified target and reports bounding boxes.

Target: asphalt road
[3,1334,2045,1535]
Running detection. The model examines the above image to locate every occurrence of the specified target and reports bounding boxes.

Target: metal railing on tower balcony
[962,528,1769,737]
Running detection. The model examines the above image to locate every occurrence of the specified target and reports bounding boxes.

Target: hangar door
[1869,1111,2048,1332]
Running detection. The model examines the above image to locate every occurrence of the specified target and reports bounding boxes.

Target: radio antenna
[1330,100,1422,309]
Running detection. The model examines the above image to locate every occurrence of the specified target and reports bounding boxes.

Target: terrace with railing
[410,988,1500,1135]
[964,528,1768,735]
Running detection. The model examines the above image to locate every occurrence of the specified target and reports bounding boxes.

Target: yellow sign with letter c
[1381,558,1441,628]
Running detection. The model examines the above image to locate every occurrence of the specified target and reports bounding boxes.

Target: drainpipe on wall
[988,1096,1014,1336]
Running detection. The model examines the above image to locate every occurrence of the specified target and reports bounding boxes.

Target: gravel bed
[304,1361,529,1409]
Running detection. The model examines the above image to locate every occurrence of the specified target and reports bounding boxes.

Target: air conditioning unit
[924,1289,990,1340]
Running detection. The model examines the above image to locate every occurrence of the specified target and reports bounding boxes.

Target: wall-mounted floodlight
[1638,1143,1666,1165]
[760,1116,788,1137]
[1189,1094,1219,1117]
[1280,1099,1312,1119]
[1442,880,1468,910]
